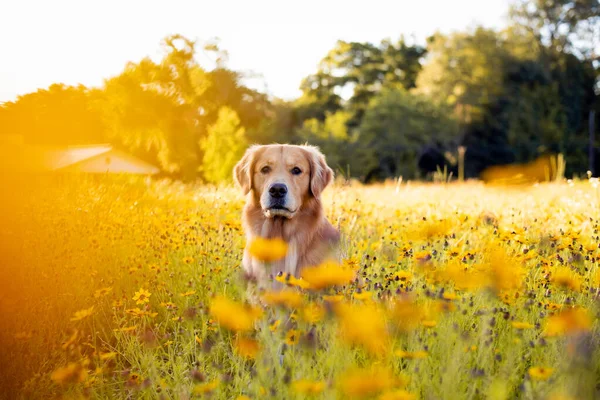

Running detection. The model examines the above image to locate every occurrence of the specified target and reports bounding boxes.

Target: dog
[234,144,340,284]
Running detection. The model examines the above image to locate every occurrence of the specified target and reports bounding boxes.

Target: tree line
[1,0,598,182]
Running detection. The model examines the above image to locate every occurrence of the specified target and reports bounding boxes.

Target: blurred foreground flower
[249,237,288,262]
[193,379,220,395]
[51,363,88,386]
[301,261,355,290]
[335,302,388,355]
[337,367,399,398]
[291,379,326,395]
[209,296,262,332]
[261,289,303,308]
[234,336,260,359]
[528,366,554,380]
[550,267,582,292]
[544,307,592,337]
[379,390,417,400]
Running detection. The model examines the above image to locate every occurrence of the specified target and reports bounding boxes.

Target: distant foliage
[0,0,598,181]
[200,107,248,184]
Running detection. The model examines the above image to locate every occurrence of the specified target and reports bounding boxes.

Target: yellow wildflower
[261,290,304,308]
[70,306,94,322]
[94,287,112,298]
[249,237,288,262]
[512,321,534,330]
[291,379,326,395]
[338,367,395,397]
[209,296,262,332]
[235,336,260,359]
[132,288,151,305]
[50,363,88,386]
[544,307,592,337]
[301,261,355,290]
[528,367,554,380]
[285,329,301,345]
[335,302,388,355]
[379,390,417,400]
[193,379,220,394]
[550,267,582,292]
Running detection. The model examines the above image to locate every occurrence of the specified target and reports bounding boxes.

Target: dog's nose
[269,183,288,199]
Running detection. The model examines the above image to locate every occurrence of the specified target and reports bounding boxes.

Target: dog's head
[234,144,334,218]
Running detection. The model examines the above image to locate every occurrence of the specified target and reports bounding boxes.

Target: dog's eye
[261,166,271,174]
[291,167,302,175]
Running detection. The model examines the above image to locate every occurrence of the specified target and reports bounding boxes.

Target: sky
[0,0,511,103]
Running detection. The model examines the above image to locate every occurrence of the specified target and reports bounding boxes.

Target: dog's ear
[234,145,260,194]
[304,146,334,198]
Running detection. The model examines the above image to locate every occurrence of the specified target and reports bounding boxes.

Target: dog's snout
[269,183,288,199]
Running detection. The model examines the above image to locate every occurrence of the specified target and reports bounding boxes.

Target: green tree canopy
[200,106,248,184]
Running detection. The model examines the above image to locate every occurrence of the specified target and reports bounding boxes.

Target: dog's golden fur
[234,144,339,283]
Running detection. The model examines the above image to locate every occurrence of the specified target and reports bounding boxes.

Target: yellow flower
[249,237,288,262]
[113,325,137,333]
[550,267,582,292]
[323,294,344,303]
[353,290,373,300]
[180,290,196,297]
[235,336,260,359]
[335,302,388,355]
[269,320,281,332]
[395,350,428,359]
[285,329,301,345]
[209,296,263,332]
[261,290,304,309]
[94,287,113,298]
[485,247,524,292]
[512,321,534,330]
[301,303,325,324]
[182,256,194,264]
[50,363,88,386]
[528,366,554,380]
[544,307,592,337]
[393,270,413,282]
[132,288,151,305]
[442,292,459,300]
[125,308,157,318]
[193,379,220,394]
[379,390,417,400]
[70,306,95,322]
[291,379,326,395]
[301,261,355,290]
[338,367,395,398]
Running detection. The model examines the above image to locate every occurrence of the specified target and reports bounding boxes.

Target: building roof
[0,140,160,175]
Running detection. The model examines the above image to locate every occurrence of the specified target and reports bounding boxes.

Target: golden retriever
[234,144,339,283]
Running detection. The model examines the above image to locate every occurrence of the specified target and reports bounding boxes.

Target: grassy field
[1,176,599,400]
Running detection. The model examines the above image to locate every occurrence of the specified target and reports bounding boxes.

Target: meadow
[1,176,599,400]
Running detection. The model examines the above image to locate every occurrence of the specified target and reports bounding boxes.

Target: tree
[297,38,426,127]
[510,0,600,57]
[356,87,459,181]
[98,34,272,180]
[0,84,105,145]
[200,107,248,183]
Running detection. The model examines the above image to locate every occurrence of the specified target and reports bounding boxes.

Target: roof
[0,141,160,175]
